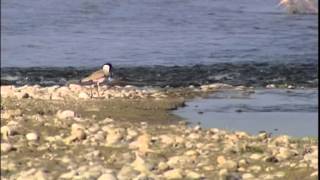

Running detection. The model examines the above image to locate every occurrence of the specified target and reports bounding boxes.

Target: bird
[278,0,318,14]
[81,63,113,98]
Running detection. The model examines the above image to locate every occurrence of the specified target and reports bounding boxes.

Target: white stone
[26,133,39,141]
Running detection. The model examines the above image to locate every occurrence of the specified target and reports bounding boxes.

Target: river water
[1,0,318,67]
[174,89,318,137]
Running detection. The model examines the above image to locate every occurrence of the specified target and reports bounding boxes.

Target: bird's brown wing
[81,69,105,82]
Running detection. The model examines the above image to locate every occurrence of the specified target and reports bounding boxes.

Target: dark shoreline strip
[1,62,318,88]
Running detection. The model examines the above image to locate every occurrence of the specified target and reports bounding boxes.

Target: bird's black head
[103,63,112,70]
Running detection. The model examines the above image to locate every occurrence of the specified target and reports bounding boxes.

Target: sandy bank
[1,84,318,179]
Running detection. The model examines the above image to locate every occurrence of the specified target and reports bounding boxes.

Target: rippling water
[1,0,318,67]
[1,62,318,87]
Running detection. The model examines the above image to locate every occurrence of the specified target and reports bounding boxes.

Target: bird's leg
[90,84,94,98]
[96,82,100,97]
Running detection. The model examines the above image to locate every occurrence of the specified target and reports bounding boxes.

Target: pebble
[272,135,290,146]
[266,84,276,88]
[242,173,255,179]
[26,132,39,141]
[217,155,226,165]
[238,159,248,167]
[1,125,16,140]
[98,173,118,180]
[276,147,295,160]
[159,134,175,146]
[310,171,318,177]
[57,110,75,119]
[16,169,49,180]
[185,150,199,156]
[129,133,153,153]
[188,133,201,140]
[185,170,202,179]
[79,92,90,99]
[218,169,228,177]
[1,143,13,153]
[117,165,139,180]
[249,153,263,160]
[248,165,261,173]
[163,169,183,179]
[69,84,82,92]
[158,162,170,172]
[202,165,214,171]
[102,117,115,124]
[222,160,237,170]
[106,128,125,145]
[274,171,286,178]
[59,170,77,179]
[131,153,153,174]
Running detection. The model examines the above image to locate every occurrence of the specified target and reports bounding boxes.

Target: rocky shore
[1,84,318,180]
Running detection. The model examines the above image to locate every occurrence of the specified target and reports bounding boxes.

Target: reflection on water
[174,89,318,137]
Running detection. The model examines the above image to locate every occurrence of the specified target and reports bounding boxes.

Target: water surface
[1,0,318,67]
[174,89,318,137]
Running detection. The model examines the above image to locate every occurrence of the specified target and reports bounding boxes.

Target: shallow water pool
[174,89,318,137]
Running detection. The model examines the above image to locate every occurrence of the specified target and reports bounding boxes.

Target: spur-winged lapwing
[81,63,113,97]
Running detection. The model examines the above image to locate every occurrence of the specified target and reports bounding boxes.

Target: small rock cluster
[0,84,168,100]
[1,83,253,101]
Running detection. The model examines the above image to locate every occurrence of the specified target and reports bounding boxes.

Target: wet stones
[201,83,233,91]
